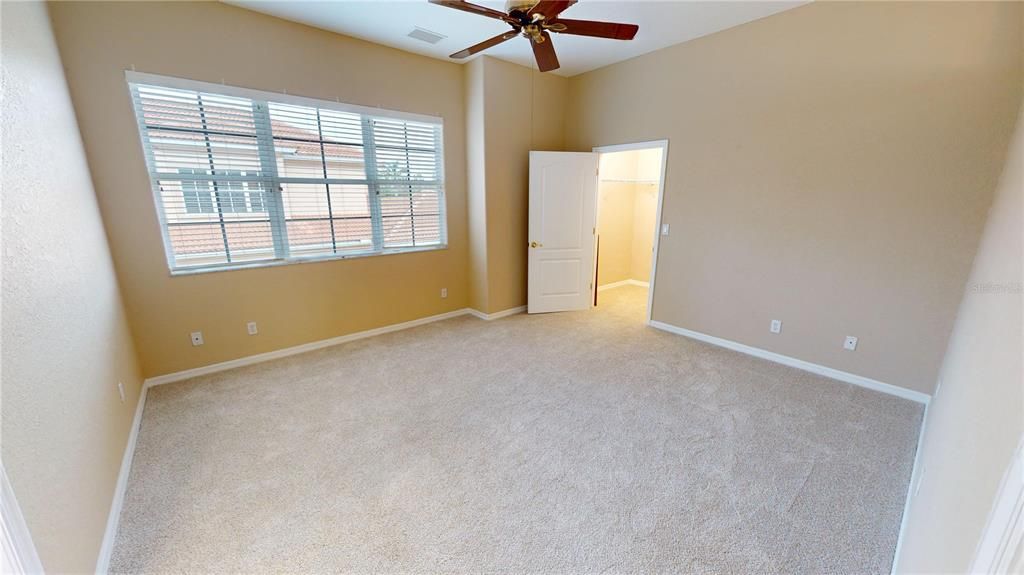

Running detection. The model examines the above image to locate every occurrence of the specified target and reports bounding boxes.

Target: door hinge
[592,227,596,235]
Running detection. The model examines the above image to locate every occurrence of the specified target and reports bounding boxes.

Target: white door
[527,151,599,314]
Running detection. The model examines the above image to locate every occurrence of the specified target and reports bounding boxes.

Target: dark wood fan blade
[549,18,639,40]
[527,0,577,19]
[428,0,517,24]
[530,31,560,72]
[450,30,520,58]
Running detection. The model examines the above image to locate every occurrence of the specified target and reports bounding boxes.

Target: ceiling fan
[428,0,639,73]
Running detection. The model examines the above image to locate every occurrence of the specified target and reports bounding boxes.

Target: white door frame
[592,139,669,324]
[969,435,1024,574]
[1,463,44,574]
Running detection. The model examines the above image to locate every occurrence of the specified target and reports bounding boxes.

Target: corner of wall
[466,56,571,314]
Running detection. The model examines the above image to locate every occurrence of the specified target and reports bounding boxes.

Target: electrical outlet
[117,381,126,403]
[770,319,782,334]
[247,321,258,336]
[844,336,858,351]
[440,287,448,299]
[190,331,204,346]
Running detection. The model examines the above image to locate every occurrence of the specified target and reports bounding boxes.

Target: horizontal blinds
[372,118,444,249]
[130,81,445,271]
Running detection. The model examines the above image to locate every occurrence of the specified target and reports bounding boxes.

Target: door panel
[528,151,598,314]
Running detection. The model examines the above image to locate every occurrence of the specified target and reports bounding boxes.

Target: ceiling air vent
[408,27,447,45]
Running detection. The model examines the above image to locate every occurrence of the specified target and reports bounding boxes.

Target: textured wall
[567,1,1023,394]
[0,2,144,571]
[48,1,470,377]
[895,95,1023,573]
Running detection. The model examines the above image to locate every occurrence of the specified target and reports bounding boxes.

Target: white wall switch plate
[117,381,126,403]
[190,331,204,346]
[661,223,670,236]
[247,321,258,336]
[441,288,448,299]
[770,319,782,334]
[844,335,858,351]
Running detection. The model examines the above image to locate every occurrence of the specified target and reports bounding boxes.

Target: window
[128,73,446,272]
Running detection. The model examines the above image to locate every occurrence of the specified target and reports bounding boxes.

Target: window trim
[125,71,448,276]
[125,71,443,125]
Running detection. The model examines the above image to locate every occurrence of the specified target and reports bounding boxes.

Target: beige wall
[0,2,145,571]
[596,181,656,286]
[567,1,1023,394]
[48,1,471,377]
[597,182,636,285]
[894,94,1024,573]
[466,56,568,313]
[631,183,657,282]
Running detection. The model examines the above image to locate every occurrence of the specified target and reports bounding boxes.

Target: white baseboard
[891,399,931,574]
[648,320,930,404]
[146,305,529,388]
[146,308,473,388]
[95,381,149,574]
[598,279,649,292]
[467,305,527,321]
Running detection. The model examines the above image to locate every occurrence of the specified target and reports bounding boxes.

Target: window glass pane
[329,184,373,252]
[158,176,274,267]
[136,86,256,134]
[380,184,443,248]
[269,102,367,181]
[166,221,230,267]
[279,183,334,257]
[323,143,365,180]
[223,222,275,263]
[280,183,374,256]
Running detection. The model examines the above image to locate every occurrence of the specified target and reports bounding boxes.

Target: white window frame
[126,71,448,275]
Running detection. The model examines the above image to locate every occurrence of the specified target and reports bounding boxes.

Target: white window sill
[168,244,448,277]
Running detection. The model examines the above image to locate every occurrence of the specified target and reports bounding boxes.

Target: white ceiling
[224,0,809,77]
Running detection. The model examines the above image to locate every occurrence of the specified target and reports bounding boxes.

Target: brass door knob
[530,241,543,248]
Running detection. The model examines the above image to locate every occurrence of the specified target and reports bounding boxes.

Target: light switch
[661,223,670,236]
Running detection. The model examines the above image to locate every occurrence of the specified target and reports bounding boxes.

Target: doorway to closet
[594,141,667,323]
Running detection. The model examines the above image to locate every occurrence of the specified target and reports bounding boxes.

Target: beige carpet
[110,285,923,574]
